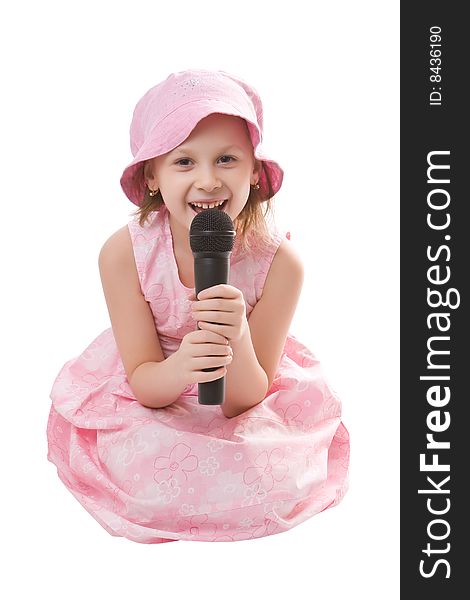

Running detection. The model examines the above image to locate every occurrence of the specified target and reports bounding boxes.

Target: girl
[46,68,349,544]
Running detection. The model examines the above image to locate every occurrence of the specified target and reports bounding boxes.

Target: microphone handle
[193,251,231,405]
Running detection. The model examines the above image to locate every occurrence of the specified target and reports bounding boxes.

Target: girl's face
[145,113,261,231]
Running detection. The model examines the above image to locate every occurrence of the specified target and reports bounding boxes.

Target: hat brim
[120,98,283,206]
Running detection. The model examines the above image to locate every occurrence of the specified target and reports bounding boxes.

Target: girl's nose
[195,169,222,191]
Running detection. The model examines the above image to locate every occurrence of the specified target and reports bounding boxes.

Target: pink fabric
[46,205,349,544]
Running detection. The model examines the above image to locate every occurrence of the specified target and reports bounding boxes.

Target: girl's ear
[253,159,262,179]
[144,159,157,187]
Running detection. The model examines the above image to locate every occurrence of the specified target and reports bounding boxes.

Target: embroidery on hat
[177,77,201,97]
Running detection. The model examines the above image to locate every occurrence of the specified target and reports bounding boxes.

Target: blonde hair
[131,161,278,256]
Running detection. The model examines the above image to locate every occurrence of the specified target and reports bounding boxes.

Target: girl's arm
[222,324,268,418]
[99,226,186,408]
[129,354,188,408]
[223,239,304,418]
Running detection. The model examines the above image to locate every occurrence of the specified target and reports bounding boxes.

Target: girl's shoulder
[265,234,304,289]
[99,212,164,277]
[98,225,136,272]
[276,235,303,268]
[127,209,166,243]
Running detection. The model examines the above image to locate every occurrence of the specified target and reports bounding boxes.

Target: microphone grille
[190,208,236,252]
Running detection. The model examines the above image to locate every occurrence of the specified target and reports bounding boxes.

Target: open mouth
[189,199,228,214]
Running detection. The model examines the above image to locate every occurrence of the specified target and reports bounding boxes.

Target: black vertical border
[401,2,467,596]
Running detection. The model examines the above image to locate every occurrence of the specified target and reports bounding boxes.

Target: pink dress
[46,205,349,544]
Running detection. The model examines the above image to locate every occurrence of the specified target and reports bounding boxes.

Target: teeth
[190,200,226,209]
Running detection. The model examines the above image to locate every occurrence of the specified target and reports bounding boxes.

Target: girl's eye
[219,155,235,164]
[175,155,236,167]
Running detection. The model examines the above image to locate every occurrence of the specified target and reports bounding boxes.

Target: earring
[148,187,159,197]
[251,183,260,190]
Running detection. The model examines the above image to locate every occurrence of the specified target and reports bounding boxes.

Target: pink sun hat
[120,68,284,206]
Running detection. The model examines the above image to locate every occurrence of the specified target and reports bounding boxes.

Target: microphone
[189,208,236,405]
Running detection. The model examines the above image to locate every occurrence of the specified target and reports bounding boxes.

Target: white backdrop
[1,1,399,598]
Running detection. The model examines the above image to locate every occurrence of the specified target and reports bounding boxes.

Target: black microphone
[189,208,236,405]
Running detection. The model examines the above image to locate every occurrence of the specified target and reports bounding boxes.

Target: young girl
[46,68,349,544]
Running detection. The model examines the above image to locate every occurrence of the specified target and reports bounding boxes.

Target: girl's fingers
[193,343,232,356]
[192,299,234,311]
[194,311,234,324]
[197,284,239,300]
[196,330,229,345]
[198,322,231,337]
[199,366,228,383]
[192,355,233,370]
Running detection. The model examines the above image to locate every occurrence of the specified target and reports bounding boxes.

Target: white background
[1,1,399,598]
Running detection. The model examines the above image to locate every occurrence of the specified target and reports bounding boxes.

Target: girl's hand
[188,284,248,343]
[176,329,233,385]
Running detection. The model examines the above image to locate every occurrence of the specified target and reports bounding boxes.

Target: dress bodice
[127,205,286,358]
